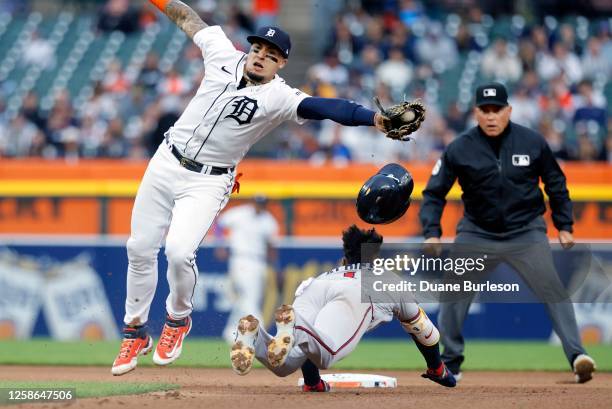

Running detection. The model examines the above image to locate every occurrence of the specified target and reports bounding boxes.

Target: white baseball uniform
[252,263,427,376]
[218,204,278,342]
[123,25,309,325]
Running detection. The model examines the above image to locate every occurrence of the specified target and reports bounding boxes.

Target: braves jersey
[294,263,416,332]
[166,25,310,167]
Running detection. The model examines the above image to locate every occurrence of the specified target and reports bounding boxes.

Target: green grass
[1,338,610,371]
[0,338,228,367]
[337,340,612,371]
[0,381,178,405]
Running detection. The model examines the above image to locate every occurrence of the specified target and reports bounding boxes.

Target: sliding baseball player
[230,225,456,391]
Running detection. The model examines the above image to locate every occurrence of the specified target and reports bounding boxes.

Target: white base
[298,373,397,389]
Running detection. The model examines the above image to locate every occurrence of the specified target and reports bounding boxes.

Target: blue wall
[3,242,610,340]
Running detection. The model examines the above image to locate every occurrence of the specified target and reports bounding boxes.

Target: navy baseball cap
[254,194,268,204]
[475,82,509,107]
[247,26,291,58]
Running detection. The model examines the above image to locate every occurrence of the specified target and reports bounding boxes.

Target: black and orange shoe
[302,379,330,392]
[153,315,192,366]
[111,326,153,376]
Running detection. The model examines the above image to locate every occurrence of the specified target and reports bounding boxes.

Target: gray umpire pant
[438,216,585,372]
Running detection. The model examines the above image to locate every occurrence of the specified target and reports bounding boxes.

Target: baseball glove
[374,97,426,141]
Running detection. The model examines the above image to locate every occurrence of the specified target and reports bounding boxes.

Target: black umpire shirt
[419,121,574,237]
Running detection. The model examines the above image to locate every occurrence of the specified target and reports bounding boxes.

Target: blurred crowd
[296,0,611,164]
[0,0,610,163]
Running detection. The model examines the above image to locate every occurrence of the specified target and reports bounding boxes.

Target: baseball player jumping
[230,225,456,391]
[112,0,422,376]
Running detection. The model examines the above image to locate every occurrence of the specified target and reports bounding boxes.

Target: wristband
[150,0,170,11]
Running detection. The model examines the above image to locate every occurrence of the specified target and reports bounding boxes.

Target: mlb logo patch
[483,88,497,97]
[512,154,530,166]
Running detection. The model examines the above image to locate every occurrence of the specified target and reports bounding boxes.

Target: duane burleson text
[372,280,520,292]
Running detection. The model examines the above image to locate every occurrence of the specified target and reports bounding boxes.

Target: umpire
[419,82,596,383]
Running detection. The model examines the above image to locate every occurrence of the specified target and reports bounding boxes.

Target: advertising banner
[0,240,610,342]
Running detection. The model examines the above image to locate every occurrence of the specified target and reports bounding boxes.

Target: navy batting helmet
[356,163,414,224]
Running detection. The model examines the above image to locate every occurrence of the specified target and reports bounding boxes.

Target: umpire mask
[356,163,414,224]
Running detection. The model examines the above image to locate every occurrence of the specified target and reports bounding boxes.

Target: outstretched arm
[297,97,387,132]
[150,0,208,39]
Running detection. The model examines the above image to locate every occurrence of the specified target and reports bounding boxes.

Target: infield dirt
[1,366,611,409]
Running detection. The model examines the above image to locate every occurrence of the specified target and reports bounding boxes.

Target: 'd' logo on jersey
[225,97,258,125]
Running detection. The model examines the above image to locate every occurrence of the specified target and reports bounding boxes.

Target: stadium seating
[0,7,609,160]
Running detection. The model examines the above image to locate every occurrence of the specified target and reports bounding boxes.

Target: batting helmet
[356,163,414,224]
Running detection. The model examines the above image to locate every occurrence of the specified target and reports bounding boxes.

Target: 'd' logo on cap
[265,28,276,37]
[483,88,497,97]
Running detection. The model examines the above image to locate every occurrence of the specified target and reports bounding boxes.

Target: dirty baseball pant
[253,270,420,375]
[123,143,235,325]
[253,325,308,377]
[438,217,585,371]
[292,274,374,370]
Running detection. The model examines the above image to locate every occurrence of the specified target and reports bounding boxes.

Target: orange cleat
[111,326,153,376]
[153,315,192,366]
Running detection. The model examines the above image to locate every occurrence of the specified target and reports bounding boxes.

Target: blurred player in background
[230,225,456,391]
[216,195,279,343]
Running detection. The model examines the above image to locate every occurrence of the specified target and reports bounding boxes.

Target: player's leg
[153,170,235,365]
[503,233,594,382]
[437,297,474,377]
[395,303,455,387]
[222,258,266,343]
[300,359,330,392]
[438,228,499,378]
[124,145,178,326]
[292,280,372,369]
[231,313,307,377]
[255,325,308,377]
[235,315,329,392]
[113,145,177,375]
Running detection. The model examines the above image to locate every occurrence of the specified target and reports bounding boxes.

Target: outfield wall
[1,239,610,343]
[1,160,611,237]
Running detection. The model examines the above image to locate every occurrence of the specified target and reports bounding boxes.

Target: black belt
[169,144,233,175]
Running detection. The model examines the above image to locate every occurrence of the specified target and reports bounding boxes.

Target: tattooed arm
[150,0,208,39]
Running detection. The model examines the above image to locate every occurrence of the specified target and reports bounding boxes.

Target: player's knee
[400,307,440,346]
[318,358,332,370]
[309,355,332,370]
[164,242,194,270]
[127,236,157,265]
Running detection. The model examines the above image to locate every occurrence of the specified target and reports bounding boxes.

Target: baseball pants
[252,271,420,374]
[292,275,373,370]
[252,273,372,375]
[123,143,235,325]
[438,216,585,370]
